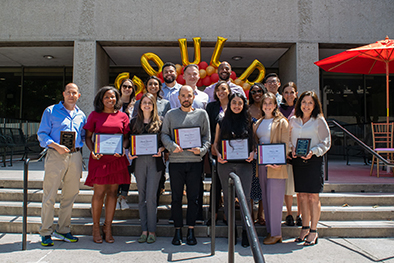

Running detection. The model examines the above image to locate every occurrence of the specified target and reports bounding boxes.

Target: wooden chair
[370,122,394,177]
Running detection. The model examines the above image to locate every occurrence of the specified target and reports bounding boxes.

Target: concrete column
[296,42,319,96]
[73,40,109,115]
[279,44,297,89]
[73,40,109,159]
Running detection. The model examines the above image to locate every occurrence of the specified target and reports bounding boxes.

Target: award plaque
[257,143,286,165]
[130,134,158,156]
[221,139,249,160]
[173,127,202,149]
[94,133,124,155]
[295,138,311,157]
[60,131,76,151]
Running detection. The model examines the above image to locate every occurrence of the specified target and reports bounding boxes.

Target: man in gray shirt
[161,85,211,246]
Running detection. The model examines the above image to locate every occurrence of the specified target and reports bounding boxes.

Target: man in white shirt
[169,64,209,110]
[203,61,246,102]
[263,73,282,105]
[160,62,182,102]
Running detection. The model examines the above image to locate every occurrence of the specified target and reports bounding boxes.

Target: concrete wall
[1,0,393,44]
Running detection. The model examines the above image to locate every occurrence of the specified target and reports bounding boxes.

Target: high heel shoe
[263,236,282,245]
[102,222,114,243]
[92,223,102,243]
[294,226,310,242]
[304,229,318,246]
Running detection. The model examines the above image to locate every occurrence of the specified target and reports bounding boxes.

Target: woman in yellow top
[253,92,289,245]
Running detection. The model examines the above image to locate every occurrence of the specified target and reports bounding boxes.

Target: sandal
[304,229,318,246]
[294,226,310,242]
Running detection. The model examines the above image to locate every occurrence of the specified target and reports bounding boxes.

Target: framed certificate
[60,131,76,151]
[221,139,249,160]
[94,133,124,155]
[295,138,311,157]
[130,134,158,156]
[257,143,286,165]
[173,127,202,149]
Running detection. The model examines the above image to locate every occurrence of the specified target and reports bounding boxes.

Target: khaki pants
[39,148,82,236]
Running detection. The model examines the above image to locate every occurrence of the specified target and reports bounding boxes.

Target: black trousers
[169,162,203,228]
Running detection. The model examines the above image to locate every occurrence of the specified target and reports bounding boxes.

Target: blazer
[253,116,289,179]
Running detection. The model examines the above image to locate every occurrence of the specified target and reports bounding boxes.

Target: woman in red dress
[84,86,130,243]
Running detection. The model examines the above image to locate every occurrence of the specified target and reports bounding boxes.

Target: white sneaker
[120,198,129,210]
[115,199,121,210]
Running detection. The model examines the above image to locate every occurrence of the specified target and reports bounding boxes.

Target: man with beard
[263,73,282,105]
[204,61,246,102]
[160,62,182,102]
[169,64,209,109]
[161,85,211,246]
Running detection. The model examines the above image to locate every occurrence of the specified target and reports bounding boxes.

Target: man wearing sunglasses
[204,61,245,102]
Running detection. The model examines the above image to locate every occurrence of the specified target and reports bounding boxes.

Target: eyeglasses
[122,85,133,89]
[266,80,278,84]
[250,90,263,95]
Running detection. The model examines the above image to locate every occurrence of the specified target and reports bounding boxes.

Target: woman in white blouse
[290,91,331,246]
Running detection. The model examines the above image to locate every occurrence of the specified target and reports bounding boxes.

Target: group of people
[37,61,331,249]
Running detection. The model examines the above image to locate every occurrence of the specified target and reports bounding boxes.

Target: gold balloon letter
[141,52,164,76]
[114,72,130,90]
[238,59,266,85]
[210,36,228,68]
[178,37,201,66]
[132,75,145,95]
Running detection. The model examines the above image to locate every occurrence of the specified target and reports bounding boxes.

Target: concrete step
[2,179,394,193]
[1,215,393,238]
[1,188,393,206]
[1,201,393,221]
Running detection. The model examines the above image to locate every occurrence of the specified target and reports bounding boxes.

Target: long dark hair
[119,78,136,116]
[294,91,323,118]
[220,93,251,140]
[213,80,231,101]
[145,76,163,99]
[281,81,298,105]
[248,82,267,105]
[131,93,161,134]
[94,86,122,113]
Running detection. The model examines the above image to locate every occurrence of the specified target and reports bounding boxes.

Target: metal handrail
[210,153,216,256]
[329,120,394,167]
[22,148,47,250]
[228,172,265,263]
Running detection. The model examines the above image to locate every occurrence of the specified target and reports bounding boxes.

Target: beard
[181,101,191,108]
[219,72,230,81]
[164,75,176,84]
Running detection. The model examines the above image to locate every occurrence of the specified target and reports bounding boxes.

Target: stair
[0,176,394,238]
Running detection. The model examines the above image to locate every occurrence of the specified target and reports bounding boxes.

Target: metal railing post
[22,158,30,250]
[228,177,235,263]
[210,158,216,256]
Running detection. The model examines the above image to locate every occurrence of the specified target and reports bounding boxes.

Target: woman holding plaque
[254,92,289,245]
[212,93,255,247]
[205,81,231,226]
[290,91,331,246]
[126,93,165,244]
[132,76,171,118]
[84,86,131,243]
[279,82,302,227]
[248,83,267,226]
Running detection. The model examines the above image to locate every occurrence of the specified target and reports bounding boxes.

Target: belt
[70,147,82,153]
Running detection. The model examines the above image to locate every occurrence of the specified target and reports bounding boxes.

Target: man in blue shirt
[160,62,182,102]
[37,83,87,246]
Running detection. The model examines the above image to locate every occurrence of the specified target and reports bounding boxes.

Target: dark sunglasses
[122,85,133,89]
[250,90,263,95]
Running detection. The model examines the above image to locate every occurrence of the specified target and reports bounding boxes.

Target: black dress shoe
[296,215,302,226]
[186,228,197,245]
[241,230,250,247]
[172,228,183,246]
[284,215,295,226]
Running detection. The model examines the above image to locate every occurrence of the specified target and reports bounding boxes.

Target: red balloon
[158,72,163,79]
[210,73,219,83]
[202,76,212,86]
[159,76,164,83]
[197,79,203,87]
[136,92,143,101]
[199,61,208,70]
[244,89,249,100]
[230,71,236,80]
[177,74,185,85]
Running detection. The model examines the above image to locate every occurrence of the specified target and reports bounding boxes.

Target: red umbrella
[315,36,394,123]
